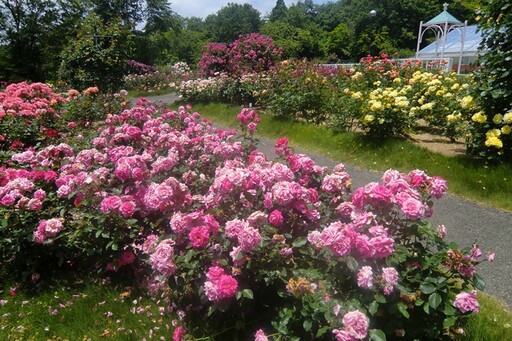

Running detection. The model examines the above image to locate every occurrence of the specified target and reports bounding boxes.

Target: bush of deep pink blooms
[199,34,281,78]
[0,93,492,340]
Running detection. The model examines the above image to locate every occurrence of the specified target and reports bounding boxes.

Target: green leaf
[369,329,387,341]
[444,304,457,316]
[369,301,379,315]
[303,320,312,332]
[397,302,410,319]
[346,256,358,271]
[292,237,307,248]
[374,294,386,304]
[423,301,430,314]
[429,293,442,309]
[472,273,486,291]
[111,243,118,251]
[316,326,330,337]
[242,289,254,299]
[420,283,437,294]
[443,316,458,329]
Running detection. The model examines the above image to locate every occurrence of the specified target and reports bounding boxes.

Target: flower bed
[0,92,493,339]
[174,54,511,162]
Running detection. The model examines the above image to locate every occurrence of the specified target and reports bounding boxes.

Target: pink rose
[268,209,284,227]
[189,226,210,249]
[357,266,374,289]
[454,292,479,313]
[119,200,136,217]
[400,197,425,220]
[342,310,369,339]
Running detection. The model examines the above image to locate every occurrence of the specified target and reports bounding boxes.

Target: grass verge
[0,277,172,340]
[186,102,512,213]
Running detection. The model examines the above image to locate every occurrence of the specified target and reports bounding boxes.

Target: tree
[144,0,180,33]
[475,0,512,116]
[269,0,287,22]
[0,0,59,81]
[89,0,143,27]
[205,3,261,43]
[58,13,131,91]
[261,20,323,60]
[325,23,352,61]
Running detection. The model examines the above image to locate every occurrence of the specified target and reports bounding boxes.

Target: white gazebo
[415,3,473,73]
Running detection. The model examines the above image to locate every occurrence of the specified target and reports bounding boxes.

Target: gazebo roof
[425,4,462,25]
[418,25,483,56]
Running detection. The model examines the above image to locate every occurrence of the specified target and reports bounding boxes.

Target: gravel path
[141,94,512,309]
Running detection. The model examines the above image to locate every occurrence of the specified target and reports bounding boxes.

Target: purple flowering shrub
[126,60,158,75]
[0,95,493,339]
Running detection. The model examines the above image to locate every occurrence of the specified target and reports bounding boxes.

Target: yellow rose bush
[466,108,512,161]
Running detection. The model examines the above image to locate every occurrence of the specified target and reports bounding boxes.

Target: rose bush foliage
[0,92,492,340]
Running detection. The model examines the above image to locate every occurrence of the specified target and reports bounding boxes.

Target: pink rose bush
[0,82,66,150]
[0,95,493,339]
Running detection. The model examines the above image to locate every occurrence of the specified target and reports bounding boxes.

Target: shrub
[0,96,492,339]
[63,87,130,124]
[126,60,157,75]
[0,82,66,151]
[198,43,230,77]
[58,13,130,92]
[227,33,283,76]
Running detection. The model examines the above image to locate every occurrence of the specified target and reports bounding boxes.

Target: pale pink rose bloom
[382,267,399,295]
[357,266,374,289]
[354,235,375,258]
[487,252,495,262]
[254,329,268,341]
[238,226,261,252]
[100,195,122,213]
[454,292,479,313]
[342,310,369,339]
[204,281,219,301]
[400,197,425,220]
[333,329,357,341]
[225,219,248,238]
[247,210,268,227]
[370,236,395,258]
[150,240,177,276]
[44,218,64,236]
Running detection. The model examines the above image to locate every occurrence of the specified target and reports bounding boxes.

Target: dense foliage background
[0,0,480,84]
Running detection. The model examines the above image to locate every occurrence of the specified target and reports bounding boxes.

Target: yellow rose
[486,129,501,139]
[501,125,511,135]
[503,112,512,124]
[363,114,375,124]
[493,114,503,124]
[460,96,474,109]
[485,137,503,149]
[471,112,487,123]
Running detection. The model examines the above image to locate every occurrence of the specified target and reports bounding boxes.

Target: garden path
[142,94,512,309]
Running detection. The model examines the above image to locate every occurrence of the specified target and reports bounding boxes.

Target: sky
[170,0,331,19]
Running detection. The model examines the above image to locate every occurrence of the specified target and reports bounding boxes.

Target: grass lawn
[0,276,171,340]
